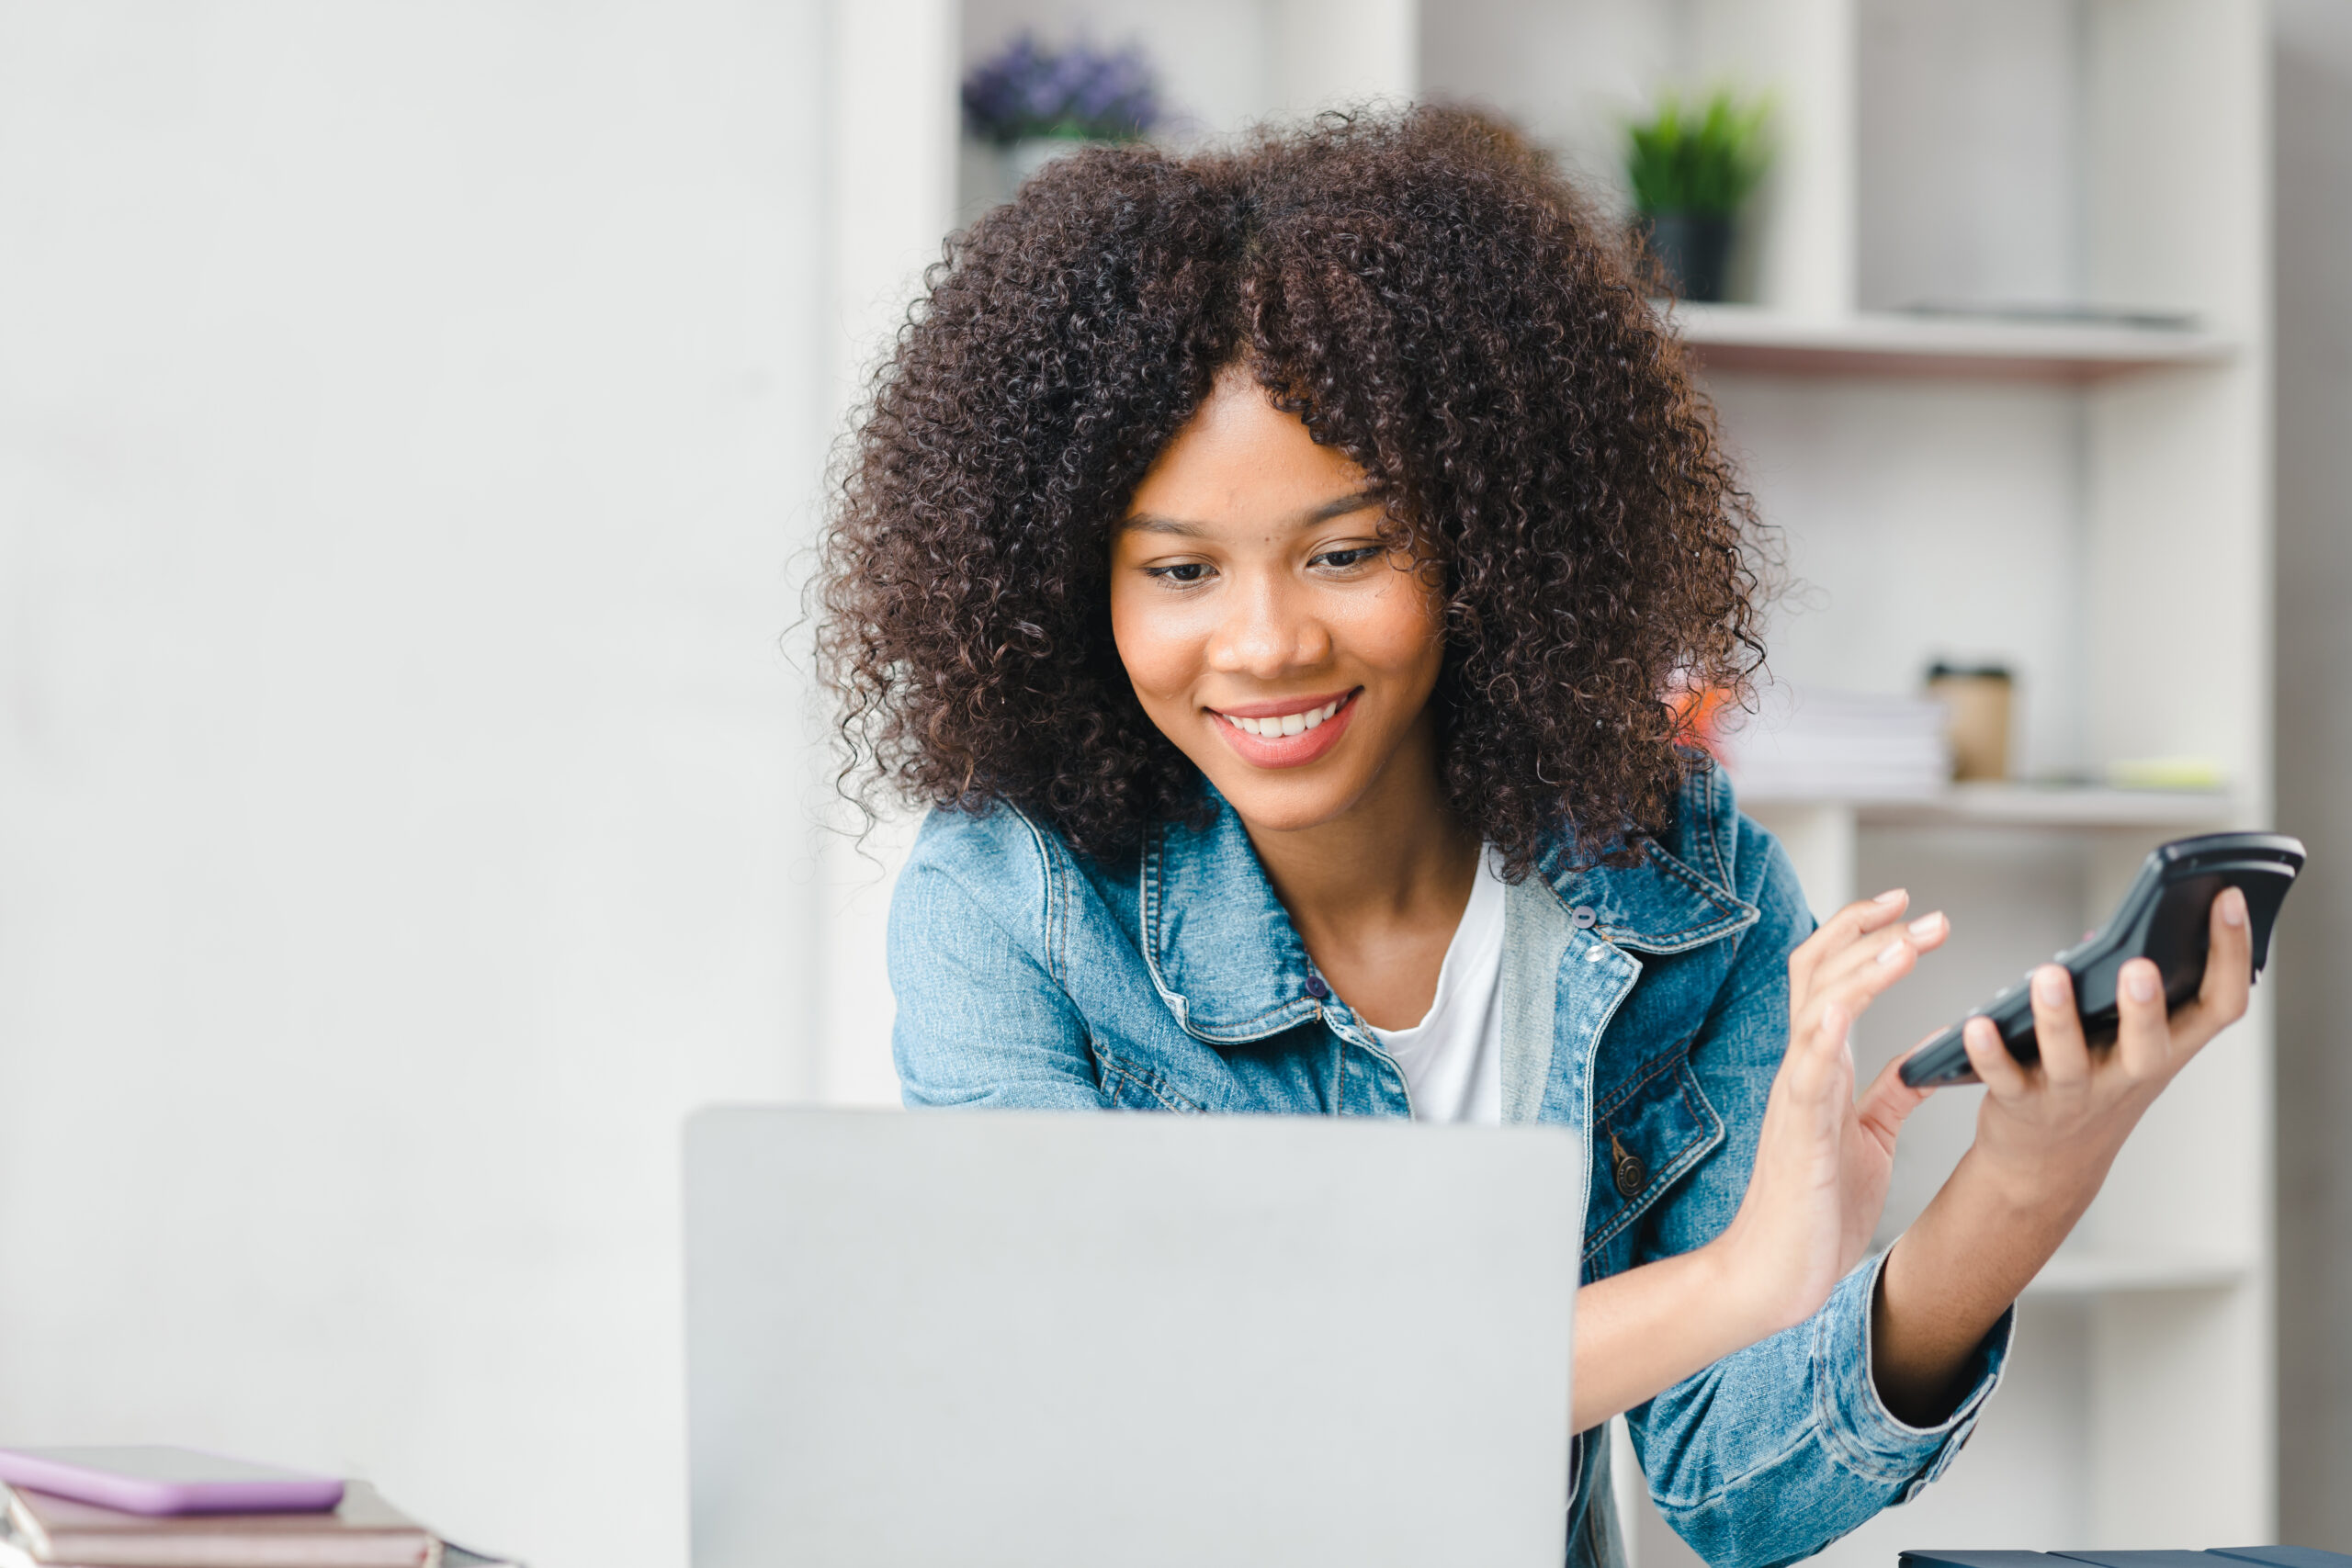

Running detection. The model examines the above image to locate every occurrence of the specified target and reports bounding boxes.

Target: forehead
[1125,372,1368,529]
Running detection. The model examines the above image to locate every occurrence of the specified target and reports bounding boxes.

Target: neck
[1238,707,1480,945]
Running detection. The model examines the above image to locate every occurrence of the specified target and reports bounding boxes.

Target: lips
[1207,690,1360,769]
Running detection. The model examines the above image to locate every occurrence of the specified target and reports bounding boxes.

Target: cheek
[1108,580,1198,705]
[1343,572,1448,685]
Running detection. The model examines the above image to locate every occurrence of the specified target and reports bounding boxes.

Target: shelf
[2022,1252,2253,1297]
[1743,784,2237,830]
[1857,784,2238,829]
[1667,303,2237,381]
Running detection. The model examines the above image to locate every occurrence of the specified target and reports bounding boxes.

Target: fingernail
[2034,966,2068,1005]
[1878,939,1908,965]
[1874,889,1905,905]
[2126,965,2158,1003]
[1908,913,1942,940]
[2222,887,2247,927]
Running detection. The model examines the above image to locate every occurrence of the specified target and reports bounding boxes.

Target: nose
[1205,565,1329,679]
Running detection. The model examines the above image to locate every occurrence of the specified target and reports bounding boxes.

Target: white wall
[0,5,832,1564]
[1416,0,1679,206]
[812,0,958,1108]
[1855,0,2082,312]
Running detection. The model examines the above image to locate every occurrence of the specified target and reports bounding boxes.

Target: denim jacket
[888,758,2010,1568]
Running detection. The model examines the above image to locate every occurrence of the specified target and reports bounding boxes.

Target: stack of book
[0,1480,515,1568]
[1710,684,1953,802]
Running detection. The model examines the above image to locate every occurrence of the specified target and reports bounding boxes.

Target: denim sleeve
[1623,815,2013,1568]
[888,817,1107,1111]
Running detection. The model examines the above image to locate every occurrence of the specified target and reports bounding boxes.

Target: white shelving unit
[851,0,2275,1561]
[1461,4,2276,1562]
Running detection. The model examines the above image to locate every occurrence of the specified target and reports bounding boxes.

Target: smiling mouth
[1213,694,1350,739]
[1203,690,1362,770]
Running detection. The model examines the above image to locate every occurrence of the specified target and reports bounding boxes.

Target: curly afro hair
[820,104,1770,874]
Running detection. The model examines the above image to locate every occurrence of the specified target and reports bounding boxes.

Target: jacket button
[1609,1132,1646,1198]
[1304,975,1329,999]
[1570,904,1599,930]
[1615,1154,1647,1198]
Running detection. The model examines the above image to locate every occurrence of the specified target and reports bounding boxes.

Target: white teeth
[1223,698,1344,739]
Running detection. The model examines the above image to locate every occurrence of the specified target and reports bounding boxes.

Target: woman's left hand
[1959,883,2253,1207]
[1870,885,2255,1425]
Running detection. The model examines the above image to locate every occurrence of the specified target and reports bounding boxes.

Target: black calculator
[1898,831,2305,1089]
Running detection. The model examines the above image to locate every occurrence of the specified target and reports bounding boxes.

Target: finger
[2168,885,2255,1056]
[1792,889,1909,984]
[1902,909,1951,954]
[1959,1014,2031,1099]
[1810,909,1951,996]
[1806,931,1927,1031]
[1856,1050,1932,1144]
[1845,887,1910,931]
[2114,956,2169,1080]
[2199,886,2253,1021]
[2027,964,2090,1089]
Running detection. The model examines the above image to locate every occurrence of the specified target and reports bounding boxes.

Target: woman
[820,108,2251,1568]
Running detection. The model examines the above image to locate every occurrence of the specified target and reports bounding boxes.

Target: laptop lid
[684,1107,1579,1568]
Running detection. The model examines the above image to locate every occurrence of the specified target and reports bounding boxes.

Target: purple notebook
[0,1446,345,1516]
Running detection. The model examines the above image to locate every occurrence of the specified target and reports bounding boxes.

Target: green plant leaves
[1624,90,1771,217]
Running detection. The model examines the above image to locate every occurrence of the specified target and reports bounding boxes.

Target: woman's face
[1111,369,1448,835]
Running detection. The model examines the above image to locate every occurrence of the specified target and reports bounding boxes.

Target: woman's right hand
[1566,887,1950,1431]
[1708,889,1948,1337]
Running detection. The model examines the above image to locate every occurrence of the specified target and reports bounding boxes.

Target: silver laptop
[684,1107,1579,1568]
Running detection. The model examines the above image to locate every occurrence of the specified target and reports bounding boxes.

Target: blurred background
[1,2,2347,1565]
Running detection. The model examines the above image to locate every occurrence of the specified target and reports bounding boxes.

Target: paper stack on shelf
[1710,685,1952,802]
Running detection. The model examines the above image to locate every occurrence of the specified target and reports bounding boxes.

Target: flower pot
[1640,211,1734,303]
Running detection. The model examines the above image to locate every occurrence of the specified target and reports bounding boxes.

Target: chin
[1197,767,1368,835]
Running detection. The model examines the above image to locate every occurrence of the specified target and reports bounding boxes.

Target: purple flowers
[961,33,1161,146]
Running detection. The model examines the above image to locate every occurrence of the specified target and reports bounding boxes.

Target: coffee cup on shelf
[1926,661,2012,782]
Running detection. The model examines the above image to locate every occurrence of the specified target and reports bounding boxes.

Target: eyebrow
[1122,489,1383,536]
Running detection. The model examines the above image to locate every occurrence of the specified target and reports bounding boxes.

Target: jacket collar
[1139,782,1758,1043]
[1139,795,1327,1043]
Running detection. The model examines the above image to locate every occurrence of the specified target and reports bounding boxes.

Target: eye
[1311,545,1385,571]
[1143,561,1215,585]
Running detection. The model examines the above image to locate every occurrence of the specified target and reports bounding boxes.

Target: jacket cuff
[1808,1249,2013,1500]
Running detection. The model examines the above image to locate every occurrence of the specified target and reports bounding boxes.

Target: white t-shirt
[1365,849,1506,1124]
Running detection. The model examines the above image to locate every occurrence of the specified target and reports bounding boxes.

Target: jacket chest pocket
[1582,1045,1724,1264]
[1091,1045,1208,1113]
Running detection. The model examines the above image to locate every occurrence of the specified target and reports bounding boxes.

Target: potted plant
[1623,90,1770,303]
[962,34,1162,194]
